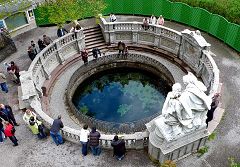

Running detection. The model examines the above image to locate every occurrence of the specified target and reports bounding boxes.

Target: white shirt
[80,129,90,142]
[150,16,156,25]
[110,14,116,22]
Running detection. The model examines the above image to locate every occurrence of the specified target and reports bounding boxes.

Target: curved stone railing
[66,53,175,134]
[20,19,219,149]
[27,30,85,95]
[99,17,220,97]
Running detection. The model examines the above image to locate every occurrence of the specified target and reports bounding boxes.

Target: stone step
[83,26,100,32]
[85,33,103,40]
[86,40,106,47]
[86,44,107,52]
[87,48,109,56]
[85,36,104,43]
[84,30,102,37]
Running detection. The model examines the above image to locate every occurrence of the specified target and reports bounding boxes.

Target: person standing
[57,26,68,38]
[4,62,19,84]
[0,104,19,126]
[80,124,90,157]
[142,17,150,30]
[23,109,37,125]
[89,126,101,156]
[150,15,156,25]
[4,122,18,146]
[38,39,46,51]
[10,61,20,83]
[29,116,47,139]
[157,15,164,26]
[43,35,52,46]
[0,118,4,143]
[110,14,117,29]
[0,72,8,93]
[81,49,88,64]
[92,48,101,59]
[111,135,126,161]
[206,93,220,127]
[27,46,36,61]
[31,40,38,55]
[50,115,64,146]
[118,41,125,55]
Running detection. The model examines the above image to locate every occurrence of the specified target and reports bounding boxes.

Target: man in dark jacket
[0,104,19,126]
[111,135,126,160]
[57,26,68,38]
[92,48,101,59]
[118,41,125,55]
[206,93,220,127]
[89,126,101,156]
[50,115,64,145]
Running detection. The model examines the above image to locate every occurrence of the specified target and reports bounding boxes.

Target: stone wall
[66,53,175,134]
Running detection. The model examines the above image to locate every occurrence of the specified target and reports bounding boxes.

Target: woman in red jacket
[4,122,18,146]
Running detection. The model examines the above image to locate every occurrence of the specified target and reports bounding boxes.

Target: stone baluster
[132,22,139,44]
[40,61,51,80]
[55,41,66,65]
[76,30,85,52]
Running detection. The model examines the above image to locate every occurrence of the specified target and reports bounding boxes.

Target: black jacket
[57,28,68,37]
[50,119,64,133]
[89,131,101,146]
[111,139,126,156]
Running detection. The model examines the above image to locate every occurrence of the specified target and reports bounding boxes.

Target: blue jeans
[0,82,8,93]
[0,128,4,142]
[90,145,101,156]
[81,141,88,156]
[50,131,63,145]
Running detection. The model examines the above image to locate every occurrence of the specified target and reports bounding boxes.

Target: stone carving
[147,72,212,141]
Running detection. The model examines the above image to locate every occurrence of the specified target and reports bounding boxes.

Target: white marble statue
[149,72,212,140]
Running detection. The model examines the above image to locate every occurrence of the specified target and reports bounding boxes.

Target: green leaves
[0,0,31,19]
[36,0,106,25]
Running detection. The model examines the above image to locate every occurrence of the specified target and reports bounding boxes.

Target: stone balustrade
[20,18,219,150]
[99,17,219,97]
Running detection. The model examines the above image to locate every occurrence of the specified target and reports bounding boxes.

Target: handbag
[36,121,44,131]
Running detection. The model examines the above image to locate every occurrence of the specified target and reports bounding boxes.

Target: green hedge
[34,0,240,52]
[170,0,240,25]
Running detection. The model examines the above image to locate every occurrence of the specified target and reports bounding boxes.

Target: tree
[37,0,107,26]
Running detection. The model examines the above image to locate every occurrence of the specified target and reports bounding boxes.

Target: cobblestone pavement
[0,16,239,167]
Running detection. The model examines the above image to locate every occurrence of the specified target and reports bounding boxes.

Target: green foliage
[160,160,176,167]
[79,105,89,115]
[36,0,107,26]
[0,0,31,19]
[169,0,240,24]
[229,157,240,167]
[117,104,133,116]
[197,146,209,157]
[207,132,216,141]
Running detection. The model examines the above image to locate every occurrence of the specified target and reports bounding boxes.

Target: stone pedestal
[147,116,208,163]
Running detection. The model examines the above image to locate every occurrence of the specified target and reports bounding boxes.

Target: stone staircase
[83,26,108,56]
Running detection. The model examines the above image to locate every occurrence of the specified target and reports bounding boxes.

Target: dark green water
[72,68,171,123]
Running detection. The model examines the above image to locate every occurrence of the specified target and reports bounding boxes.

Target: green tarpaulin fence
[34,0,240,52]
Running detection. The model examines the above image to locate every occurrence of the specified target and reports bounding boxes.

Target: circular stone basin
[72,67,171,124]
